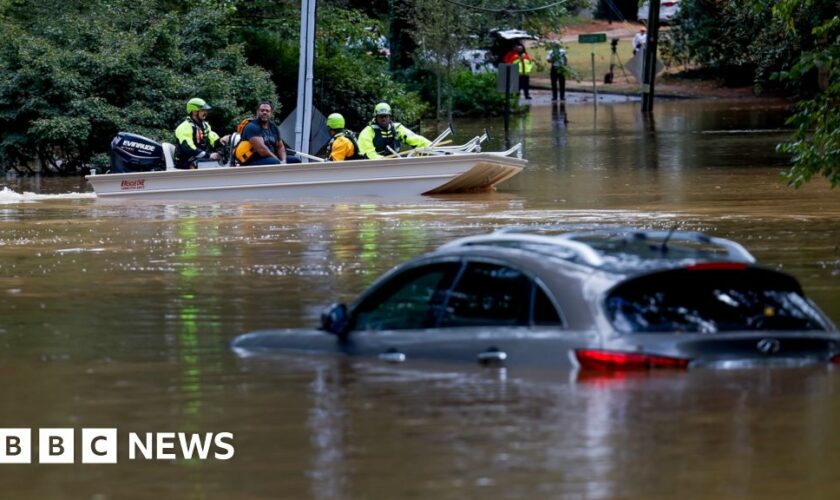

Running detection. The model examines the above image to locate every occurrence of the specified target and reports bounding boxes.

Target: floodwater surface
[1,97,839,499]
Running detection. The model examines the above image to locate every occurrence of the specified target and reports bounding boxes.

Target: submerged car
[232,228,839,371]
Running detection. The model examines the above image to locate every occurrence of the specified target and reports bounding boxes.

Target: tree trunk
[436,70,442,123]
[445,59,453,123]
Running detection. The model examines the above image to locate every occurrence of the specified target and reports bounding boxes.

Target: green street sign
[578,33,607,44]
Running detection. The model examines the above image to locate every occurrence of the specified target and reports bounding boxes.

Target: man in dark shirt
[238,101,300,166]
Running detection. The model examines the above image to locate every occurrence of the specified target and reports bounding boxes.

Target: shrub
[451,71,520,117]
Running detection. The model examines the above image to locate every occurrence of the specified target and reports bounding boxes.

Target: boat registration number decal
[120,179,146,191]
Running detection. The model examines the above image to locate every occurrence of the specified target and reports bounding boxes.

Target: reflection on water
[1,100,839,497]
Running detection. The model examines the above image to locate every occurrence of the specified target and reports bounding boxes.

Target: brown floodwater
[1,97,839,499]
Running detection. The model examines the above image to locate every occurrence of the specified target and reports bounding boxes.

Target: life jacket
[370,121,401,155]
[326,130,363,161]
[517,54,533,75]
[233,118,281,164]
[175,117,214,168]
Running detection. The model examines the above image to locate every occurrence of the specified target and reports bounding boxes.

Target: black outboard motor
[109,132,166,173]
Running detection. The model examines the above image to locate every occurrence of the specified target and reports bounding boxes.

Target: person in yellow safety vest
[357,102,431,159]
[325,113,363,161]
[503,44,533,100]
[174,98,230,169]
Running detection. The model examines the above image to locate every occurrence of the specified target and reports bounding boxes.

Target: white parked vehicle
[638,0,681,24]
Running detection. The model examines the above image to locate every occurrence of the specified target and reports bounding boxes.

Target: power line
[440,0,569,14]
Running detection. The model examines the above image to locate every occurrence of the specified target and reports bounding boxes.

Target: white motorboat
[86,149,525,201]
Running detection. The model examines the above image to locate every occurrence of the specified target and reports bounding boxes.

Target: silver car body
[233,228,839,371]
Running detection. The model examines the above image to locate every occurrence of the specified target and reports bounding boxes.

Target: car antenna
[659,223,678,255]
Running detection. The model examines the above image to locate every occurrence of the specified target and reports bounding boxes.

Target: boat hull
[86,153,525,201]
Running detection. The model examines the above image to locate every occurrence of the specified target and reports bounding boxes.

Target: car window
[438,262,557,328]
[353,262,460,331]
[533,282,563,326]
[606,268,828,333]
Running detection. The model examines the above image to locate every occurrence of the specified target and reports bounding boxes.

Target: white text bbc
[0,429,235,463]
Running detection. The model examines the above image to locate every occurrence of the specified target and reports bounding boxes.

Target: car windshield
[606,268,828,333]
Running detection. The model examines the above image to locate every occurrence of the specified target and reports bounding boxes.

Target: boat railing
[485,143,522,158]
[408,134,519,158]
[407,125,453,158]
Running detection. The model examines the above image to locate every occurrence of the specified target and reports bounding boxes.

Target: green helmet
[326,113,345,130]
[373,102,391,116]
[186,98,211,114]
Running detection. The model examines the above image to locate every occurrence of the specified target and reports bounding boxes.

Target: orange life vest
[233,118,255,164]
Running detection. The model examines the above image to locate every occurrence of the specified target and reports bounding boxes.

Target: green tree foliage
[410,0,473,122]
[663,0,798,86]
[233,2,426,132]
[772,2,839,187]
[0,0,276,174]
[471,0,589,36]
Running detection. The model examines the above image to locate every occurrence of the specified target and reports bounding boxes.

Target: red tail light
[662,1,676,5]
[575,349,690,371]
[830,354,840,364]
[686,262,748,271]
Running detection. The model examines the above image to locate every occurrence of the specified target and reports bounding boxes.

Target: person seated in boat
[325,113,363,161]
[234,101,301,166]
[175,98,230,169]
[357,102,431,159]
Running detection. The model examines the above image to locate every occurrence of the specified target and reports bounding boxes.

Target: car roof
[433,227,757,277]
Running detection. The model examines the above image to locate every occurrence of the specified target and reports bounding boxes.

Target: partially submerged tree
[771,0,840,187]
[661,0,838,187]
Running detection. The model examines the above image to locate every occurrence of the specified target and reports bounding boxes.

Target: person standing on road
[633,27,647,56]
[503,44,533,100]
[546,44,568,102]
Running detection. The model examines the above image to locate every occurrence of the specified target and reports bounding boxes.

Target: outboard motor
[109,132,166,173]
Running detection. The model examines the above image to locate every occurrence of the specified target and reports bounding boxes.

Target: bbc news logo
[0,429,235,464]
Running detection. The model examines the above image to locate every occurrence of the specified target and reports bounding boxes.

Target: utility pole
[641,0,661,112]
[294,0,316,160]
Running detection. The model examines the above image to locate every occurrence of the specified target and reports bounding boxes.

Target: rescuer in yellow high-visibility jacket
[503,45,533,100]
[357,102,431,159]
[174,98,230,169]
[325,113,364,161]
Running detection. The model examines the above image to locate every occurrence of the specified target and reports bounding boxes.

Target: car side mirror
[320,303,349,335]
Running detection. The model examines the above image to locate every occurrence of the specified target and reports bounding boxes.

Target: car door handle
[379,348,406,363]
[477,347,507,366]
